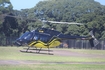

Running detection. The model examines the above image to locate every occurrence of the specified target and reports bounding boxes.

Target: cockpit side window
[33,33,39,40]
[33,35,39,40]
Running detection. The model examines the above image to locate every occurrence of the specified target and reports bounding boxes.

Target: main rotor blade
[1,14,20,18]
[1,14,83,25]
[48,21,83,25]
[1,14,37,22]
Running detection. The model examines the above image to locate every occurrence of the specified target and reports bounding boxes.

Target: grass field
[0,46,105,70]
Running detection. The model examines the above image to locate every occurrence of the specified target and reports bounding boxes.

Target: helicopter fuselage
[15,28,95,48]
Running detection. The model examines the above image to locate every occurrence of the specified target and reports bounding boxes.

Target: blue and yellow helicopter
[14,20,99,54]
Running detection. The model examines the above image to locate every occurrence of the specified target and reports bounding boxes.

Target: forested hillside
[0,0,105,45]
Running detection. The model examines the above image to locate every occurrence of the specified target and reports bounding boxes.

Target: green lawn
[0,64,105,70]
[0,47,105,70]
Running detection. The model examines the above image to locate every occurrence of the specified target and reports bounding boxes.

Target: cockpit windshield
[19,32,33,40]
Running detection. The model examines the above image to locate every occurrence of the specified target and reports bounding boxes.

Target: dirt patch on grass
[54,49,105,58]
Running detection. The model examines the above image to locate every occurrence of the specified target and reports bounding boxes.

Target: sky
[10,0,105,10]
[95,0,105,5]
[10,0,43,10]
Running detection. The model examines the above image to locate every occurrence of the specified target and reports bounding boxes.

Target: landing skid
[20,50,53,55]
[20,47,53,55]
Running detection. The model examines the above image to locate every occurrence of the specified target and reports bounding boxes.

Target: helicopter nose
[14,39,22,46]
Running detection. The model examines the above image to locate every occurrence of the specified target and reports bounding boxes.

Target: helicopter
[14,20,99,54]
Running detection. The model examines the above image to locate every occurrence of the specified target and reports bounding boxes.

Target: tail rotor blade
[93,38,99,47]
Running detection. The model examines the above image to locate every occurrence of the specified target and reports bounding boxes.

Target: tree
[0,0,13,14]
[3,13,18,37]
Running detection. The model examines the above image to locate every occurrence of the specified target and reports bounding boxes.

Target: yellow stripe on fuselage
[28,39,61,48]
[28,41,36,46]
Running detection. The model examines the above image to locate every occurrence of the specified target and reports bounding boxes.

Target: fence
[0,37,105,50]
[0,37,17,46]
[61,40,105,50]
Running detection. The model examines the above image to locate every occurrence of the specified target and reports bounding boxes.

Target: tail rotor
[89,30,99,47]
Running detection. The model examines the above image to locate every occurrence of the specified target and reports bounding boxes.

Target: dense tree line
[0,0,105,45]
